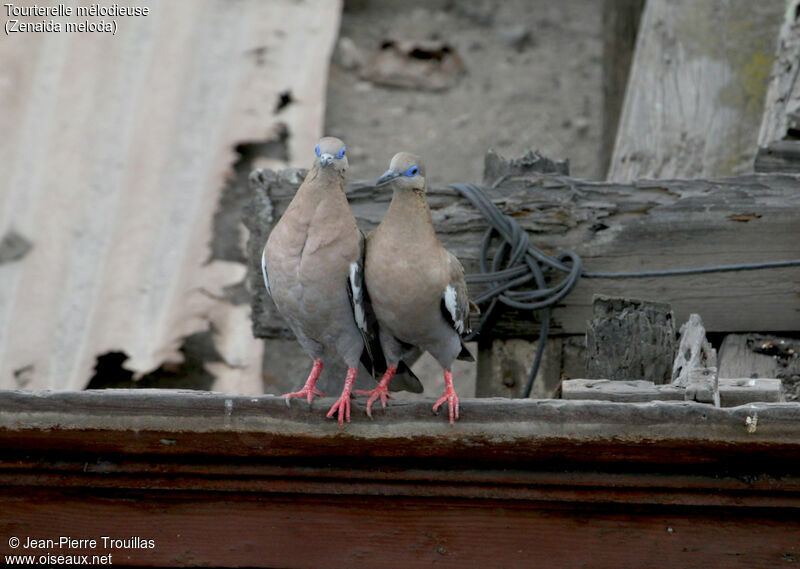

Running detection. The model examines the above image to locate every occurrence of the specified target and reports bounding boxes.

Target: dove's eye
[315,144,321,157]
[404,165,419,177]
[336,147,346,159]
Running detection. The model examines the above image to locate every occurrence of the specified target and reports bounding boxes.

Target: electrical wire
[450,183,800,398]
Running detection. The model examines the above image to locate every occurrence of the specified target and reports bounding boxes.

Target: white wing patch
[444,285,464,334]
[350,262,367,333]
[261,248,270,296]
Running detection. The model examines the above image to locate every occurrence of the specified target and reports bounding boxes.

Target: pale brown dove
[358,152,475,424]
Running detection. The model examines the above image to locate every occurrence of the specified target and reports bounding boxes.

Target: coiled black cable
[450,183,800,398]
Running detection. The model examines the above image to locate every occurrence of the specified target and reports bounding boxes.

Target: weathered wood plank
[563,377,782,407]
[562,379,684,402]
[246,167,800,338]
[756,1,800,172]
[720,377,783,407]
[2,389,799,462]
[585,296,675,384]
[608,0,784,181]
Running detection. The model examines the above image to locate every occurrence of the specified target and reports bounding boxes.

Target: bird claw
[326,393,351,429]
[432,387,460,425]
[354,385,393,418]
[283,386,324,407]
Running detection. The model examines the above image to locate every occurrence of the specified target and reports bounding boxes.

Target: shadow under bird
[261,137,421,427]
[357,152,476,424]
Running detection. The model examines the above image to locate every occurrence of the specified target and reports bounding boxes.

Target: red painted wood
[1,490,798,568]
[2,391,800,567]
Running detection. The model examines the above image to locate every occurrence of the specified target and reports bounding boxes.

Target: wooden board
[2,389,800,568]
[247,167,800,338]
[608,0,784,181]
[562,379,684,402]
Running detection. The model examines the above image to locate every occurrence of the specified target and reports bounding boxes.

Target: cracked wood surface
[247,164,800,338]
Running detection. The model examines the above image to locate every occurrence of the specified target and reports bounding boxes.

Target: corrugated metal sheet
[0,0,341,390]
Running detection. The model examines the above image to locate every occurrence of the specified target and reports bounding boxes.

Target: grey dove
[261,137,421,427]
[358,152,475,424]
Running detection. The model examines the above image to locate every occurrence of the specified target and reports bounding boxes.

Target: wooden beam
[2,389,800,464]
[247,167,800,337]
[2,390,800,568]
[608,0,784,181]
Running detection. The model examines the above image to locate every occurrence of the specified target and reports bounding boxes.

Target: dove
[358,152,475,424]
[261,138,421,427]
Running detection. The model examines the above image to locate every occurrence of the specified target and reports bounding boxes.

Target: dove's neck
[384,187,438,242]
[305,165,346,190]
[284,166,349,226]
[295,167,347,206]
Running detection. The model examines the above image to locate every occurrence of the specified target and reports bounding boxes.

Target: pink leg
[432,370,459,425]
[355,366,396,418]
[327,367,357,429]
[282,359,324,405]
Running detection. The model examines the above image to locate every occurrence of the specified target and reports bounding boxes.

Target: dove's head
[376,152,426,194]
[314,136,348,176]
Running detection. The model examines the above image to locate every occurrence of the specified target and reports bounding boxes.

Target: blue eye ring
[403,165,419,177]
[315,144,321,157]
[336,146,346,159]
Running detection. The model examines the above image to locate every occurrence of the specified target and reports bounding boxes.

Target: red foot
[327,367,357,429]
[283,359,324,405]
[432,370,459,425]
[355,366,396,418]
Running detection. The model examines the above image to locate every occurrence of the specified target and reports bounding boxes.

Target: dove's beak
[376,169,400,186]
